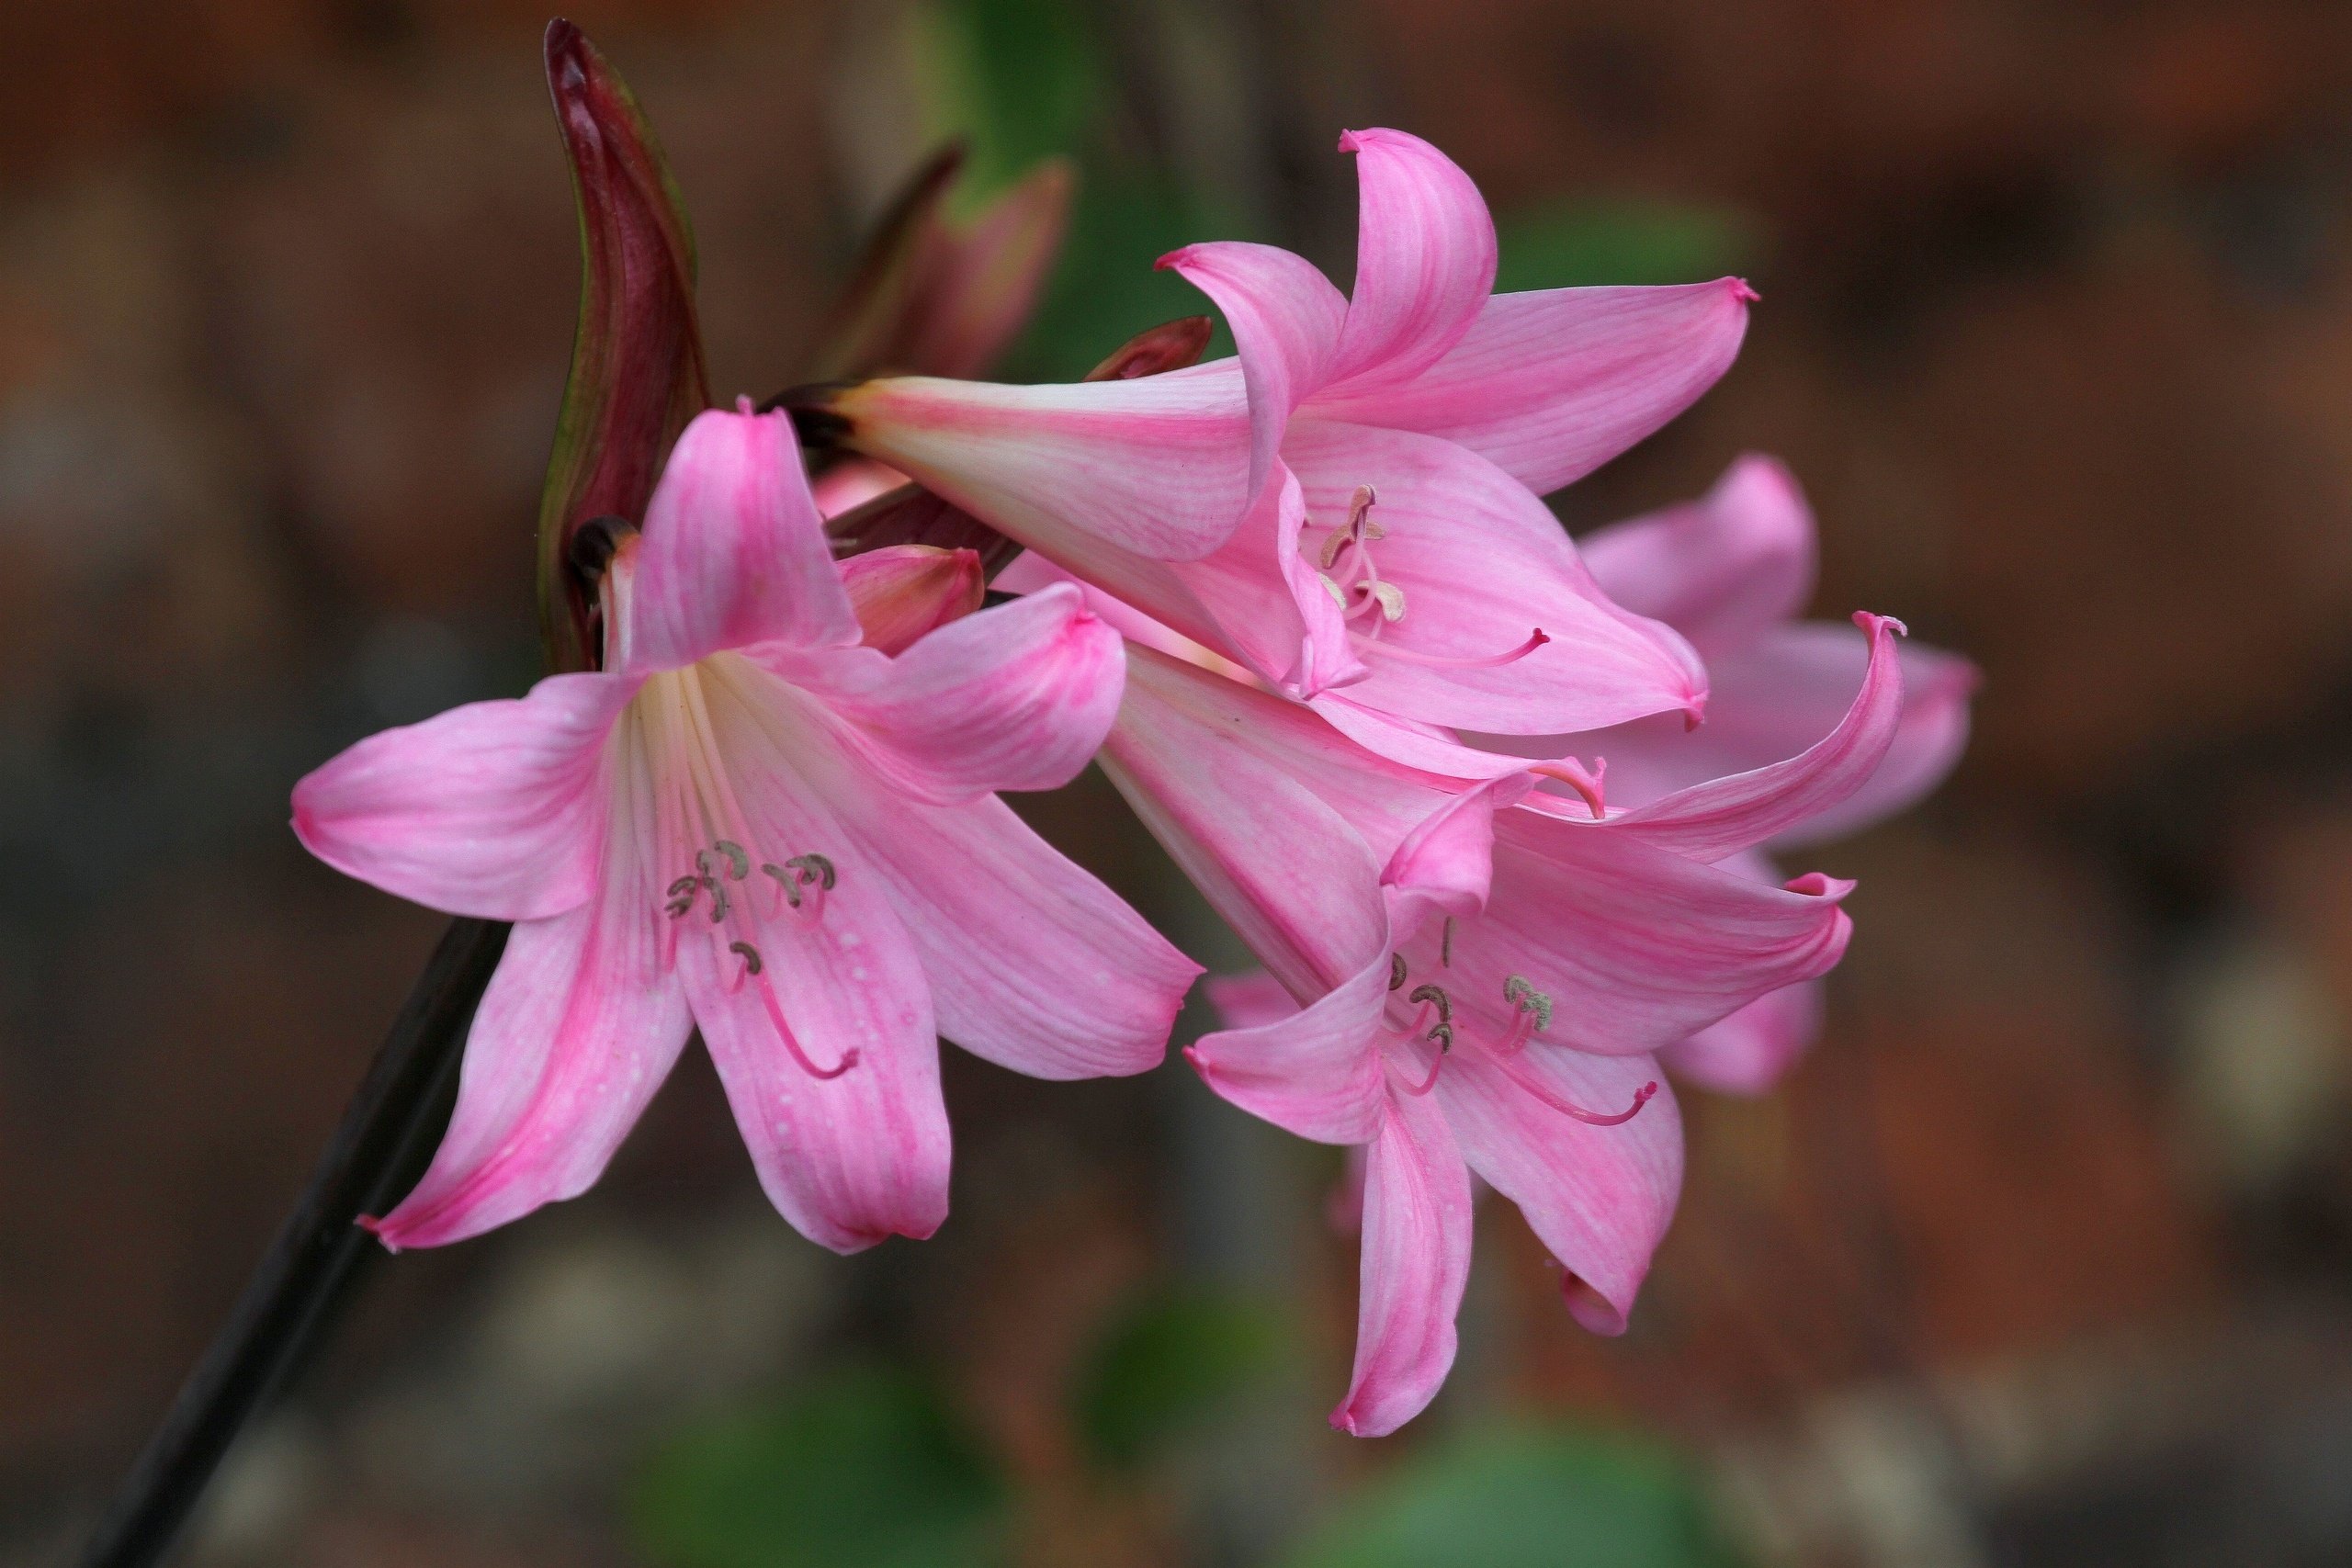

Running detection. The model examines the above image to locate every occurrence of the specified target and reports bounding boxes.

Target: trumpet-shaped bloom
[1099,617,1905,1432]
[808,129,1752,750]
[294,407,1199,1252]
[1557,457,1977,1092]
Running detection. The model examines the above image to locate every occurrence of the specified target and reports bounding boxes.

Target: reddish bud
[537,19,711,673]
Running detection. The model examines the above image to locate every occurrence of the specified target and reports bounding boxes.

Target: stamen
[1530,760,1607,818]
[1477,1045,1657,1127]
[1394,1050,1444,1096]
[1343,484,1377,536]
[1426,1021,1454,1054]
[786,853,837,890]
[762,863,802,909]
[714,840,751,880]
[1320,574,1349,609]
[729,940,763,976]
[751,979,859,1080]
[1441,918,1454,968]
[1407,983,1452,1024]
[1354,628,1548,669]
[1369,581,1407,622]
[1388,953,1408,991]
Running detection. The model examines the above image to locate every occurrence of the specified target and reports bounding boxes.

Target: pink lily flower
[799,129,1752,749]
[1552,456,1977,1093]
[1100,615,1905,1433]
[291,406,1199,1252]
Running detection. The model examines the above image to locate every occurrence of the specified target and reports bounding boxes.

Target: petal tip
[1727,276,1761,304]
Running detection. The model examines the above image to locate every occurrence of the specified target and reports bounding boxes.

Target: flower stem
[80,917,511,1568]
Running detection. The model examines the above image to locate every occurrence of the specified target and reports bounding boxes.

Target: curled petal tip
[355,1213,401,1254]
[1153,245,1195,273]
[1783,871,1859,900]
[1728,276,1761,304]
[1329,1404,1363,1435]
[1852,609,1908,638]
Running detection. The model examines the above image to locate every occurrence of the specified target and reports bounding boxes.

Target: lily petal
[1660,978,1823,1097]
[1325,129,1498,391]
[1435,1047,1679,1336]
[784,584,1125,805]
[1311,279,1751,496]
[1574,621,1976,848]
[1382,773,1532,939]
[793,717,1197,1079]
[624,408,860,671]
[368,733,691,1247]
[1102,651,1392,998]
[1425,814,1854,1056]
[292,671,633,922]
[1159,241,1346,507]
[1186,952,1390,1145]
[1578,455,1815,657]
[1204,968,1298,1031]
[1331,1085,1474,1436]
[1284,420,1708,734]
[839,544,984,656]
[1601,613,1908,862]
[683,673,948,1252]
[827,364,1255,563]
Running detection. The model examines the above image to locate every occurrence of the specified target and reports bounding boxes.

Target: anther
[1426,1021,1454,1054]
[729,941,763,976]
[786,853,837,890]
[1441,917,1455,968]
[1388,953,1408,991]
[761,863,801,908]
[714,840,751,880]
[1407,983,1452,1024]
[1502,975,1555,1032]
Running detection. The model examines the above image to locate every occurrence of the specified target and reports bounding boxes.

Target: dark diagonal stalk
[81,919,510,1568]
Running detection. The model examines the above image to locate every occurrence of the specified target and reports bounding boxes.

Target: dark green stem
[81,918,511,1568]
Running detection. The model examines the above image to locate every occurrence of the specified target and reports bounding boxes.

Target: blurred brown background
[10,2,2352,1564]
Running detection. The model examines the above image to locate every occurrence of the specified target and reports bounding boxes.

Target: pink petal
[1284,420,1707,734]
[830,364,1254,563]
[1765,632,1977,848]
[368,735,693,1247]
[292,671,633,922]
[784,583,1125,805]
[1577,455,1815,657]
[1102,649,1393,998]
[622,408,861,671]
[1330,1085,1474,1436]
[1312,279,1752,497]
[1381,773,1532,939]
[1204,969,1298,1030]
[1431,812,1855,1056]
[839,544,984,656]
[1434,1047,1679,1336]
[1324,129,1498,391]
[1159,241,1346,507]
[1185,953,1390,1145]
[1660,979,1823,1097]
[675,692,948,1252]
[1576,621,1977,848]
[1602,613,1908,862]
[1171,463,1367,695]
[791,718,1197,1079]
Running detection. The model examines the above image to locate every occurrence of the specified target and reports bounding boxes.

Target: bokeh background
[10,1,2352,1563]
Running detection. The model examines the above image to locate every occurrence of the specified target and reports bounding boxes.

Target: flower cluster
[294,121,1971,1436]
